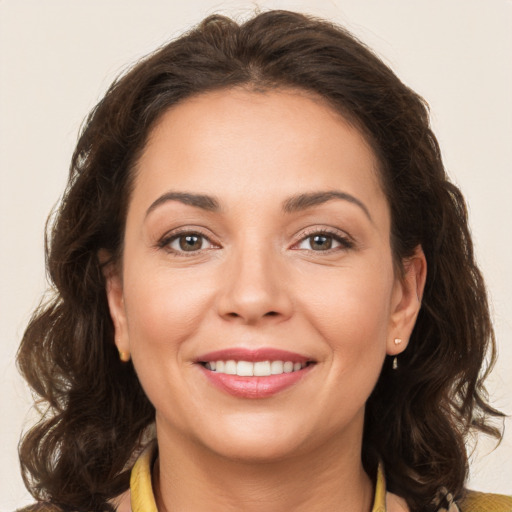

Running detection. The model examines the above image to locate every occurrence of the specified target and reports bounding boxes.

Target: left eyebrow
[282,191,372,222]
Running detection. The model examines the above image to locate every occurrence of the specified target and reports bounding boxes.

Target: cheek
[120,266,217,420]
[297,260,394,368]
[122,266,214,355]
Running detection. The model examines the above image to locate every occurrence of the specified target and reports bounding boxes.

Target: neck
[153,422,374,512]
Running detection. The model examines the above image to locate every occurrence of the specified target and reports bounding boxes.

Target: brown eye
[299,234,336,251]
[309,234,332,250]
[162,232,216,254]
[178,234,203,251]
[295,231,352,252]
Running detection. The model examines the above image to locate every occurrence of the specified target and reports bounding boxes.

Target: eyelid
[291,226,355,251]
[156,225,354,255]
[157,227,220,254]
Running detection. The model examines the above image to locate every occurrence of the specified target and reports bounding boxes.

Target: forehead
[131,87,386,218]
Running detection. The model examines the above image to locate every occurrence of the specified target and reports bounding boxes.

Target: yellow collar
[130,443,387,512]
[130,443,158,512]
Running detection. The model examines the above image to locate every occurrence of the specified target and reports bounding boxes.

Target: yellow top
[460,491,512,512]
[129,443,388,512]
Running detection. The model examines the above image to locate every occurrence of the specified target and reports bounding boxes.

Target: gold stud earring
[119,350,131,362]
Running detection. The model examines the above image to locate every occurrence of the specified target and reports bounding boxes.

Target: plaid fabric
[434,487,461,511]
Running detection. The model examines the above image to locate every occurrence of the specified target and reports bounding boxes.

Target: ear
[387,245,427,356]
[99,250,130,358]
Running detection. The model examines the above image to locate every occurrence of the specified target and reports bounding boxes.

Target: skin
[106,88,425,512]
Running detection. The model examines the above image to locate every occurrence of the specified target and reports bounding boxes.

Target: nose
[216,245,293,325]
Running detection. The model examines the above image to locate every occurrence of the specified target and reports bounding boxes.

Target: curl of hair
[17,10,503,512]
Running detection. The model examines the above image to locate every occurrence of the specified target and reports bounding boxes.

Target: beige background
[1,0,511,509]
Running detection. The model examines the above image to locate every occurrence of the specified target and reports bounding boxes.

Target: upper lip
[195,347,313,364]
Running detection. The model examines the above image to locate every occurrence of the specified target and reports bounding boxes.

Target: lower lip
[199,365,314,399]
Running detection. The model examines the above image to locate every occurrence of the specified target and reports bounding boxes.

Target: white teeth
[270,360,284,374]
[224,360,237,375]
[237,360,254,376]
[205,360,307,376]
[254,361,271,376]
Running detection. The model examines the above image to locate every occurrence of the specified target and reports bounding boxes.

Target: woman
[16,10,511,512]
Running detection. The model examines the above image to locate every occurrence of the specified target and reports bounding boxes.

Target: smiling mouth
[196,349,316,398]
[200,360,313,377]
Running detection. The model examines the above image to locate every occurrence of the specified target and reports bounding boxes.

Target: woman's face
[106,88,423,462]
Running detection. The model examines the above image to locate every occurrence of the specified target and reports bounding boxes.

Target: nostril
[264,311,279,317]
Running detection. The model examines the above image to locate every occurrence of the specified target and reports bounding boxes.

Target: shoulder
[458,490,512,512]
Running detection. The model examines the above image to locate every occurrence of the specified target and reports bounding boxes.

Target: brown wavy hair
[17,10,503,512]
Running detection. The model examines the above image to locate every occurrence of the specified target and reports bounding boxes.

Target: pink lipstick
[196,348,315,399]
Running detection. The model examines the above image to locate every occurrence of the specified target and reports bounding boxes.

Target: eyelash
[292,227,354,253]
[157,228,218,257]
[157,227,354,256]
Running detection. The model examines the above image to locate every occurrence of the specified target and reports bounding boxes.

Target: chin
[209,436,306,464]
[184,412,312,463]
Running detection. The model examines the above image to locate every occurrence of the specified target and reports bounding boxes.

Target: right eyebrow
[145,191,220,218]
[282,190,373,222]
